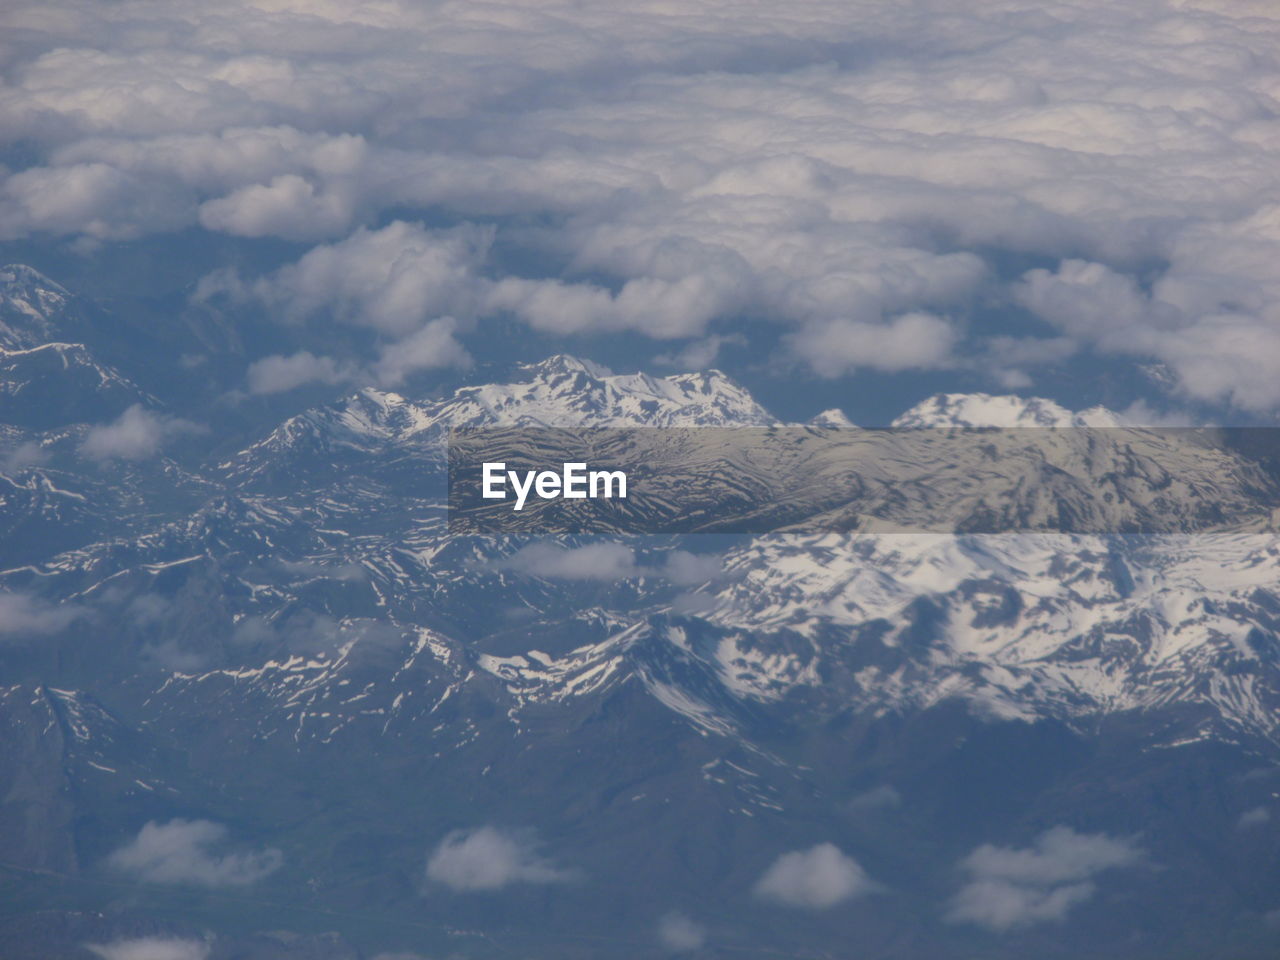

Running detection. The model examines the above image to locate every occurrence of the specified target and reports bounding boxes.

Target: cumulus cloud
[246,351,350,394]
[0,441,50,472]
[198,174,354,241]
[227,610,397,657]
[0,590,82,637]
[5,0,1280,403]
[492,544,725,584]
[485,272,742,339]
[655,334,744,371]
[661,550,726,586]
[1238,806,1271,829]
[656,912,706,952]
[203,221,491,336]
[847,785,902,813]
[790,313,958,378]
[107,819,283,888]
[86,938,210,960]
[425,826,569,892]
[493,542,639,581]
[80,405,198,461]
[374,317,472,385]
[946,826,1142,931]
[753,843,878,909]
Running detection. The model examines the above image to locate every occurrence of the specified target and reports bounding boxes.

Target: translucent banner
[447,427,1280,534]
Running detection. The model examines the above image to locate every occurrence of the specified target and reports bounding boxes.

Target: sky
[2,0,1279,423]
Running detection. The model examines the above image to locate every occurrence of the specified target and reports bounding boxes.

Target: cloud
[274,559,367,582]
[1015,256,1280,412]
[946,826,1141,931]
[656,912,706,952]
[0,591,82,637]
[80,405,198,461]
[207,221,491,336]
[847,785,902,813]
[198,173,355,241]
[85,938,210,960]
[493,543,639,581]
[374,317,472,385]
[790,313,959,378]
[107,819,283,888]
[753,843,878,909]
[1238,806,1271,829]
[661,551,726,587]
[491,544,725,584]
[246,351,350,394]
[485,272,743,339]
[425,826,569,892]
[227,610,397,657]
[0,441,50,472]
[6,0,1280,404]
[655,334,744,371]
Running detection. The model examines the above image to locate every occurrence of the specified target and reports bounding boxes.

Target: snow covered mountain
[3,273,1280,958]
[9,353,1280,758]
[0,264,73,351]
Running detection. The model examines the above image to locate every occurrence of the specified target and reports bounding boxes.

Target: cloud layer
[4,0,1280,408]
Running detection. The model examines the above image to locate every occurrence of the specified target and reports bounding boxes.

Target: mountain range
[1,265,1279,959]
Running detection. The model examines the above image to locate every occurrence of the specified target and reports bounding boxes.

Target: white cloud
[374,317,472,385]
[1016,251,1280,412]
[0,441,50,472]
[790,312,959,378]
[661,551,726,587]
[485,272,742,339]
[656,912,706,952]
[80,405,197,461]
[246,350,349,394]
[199,173,355,241]
[492,544,725,584]
[5,0,1280,403]
[753,843,877,909]
[86,938,210,960]
[946,826,1141,931]
[494,542,639,581]
[655,334,744,370]
[425,826,569,892]
[847,785,902,813]
[0,590,82,637]
[1238,806,1271,829]
[220,221,491,336]
[107,819,283,888]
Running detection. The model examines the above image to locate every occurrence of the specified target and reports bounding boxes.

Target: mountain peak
[0,264,69,295]
[446,355,777,428]
[517,354,614,380]
[809,408,856,428]
[0,264,73,352]
[892,393,1124,428]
